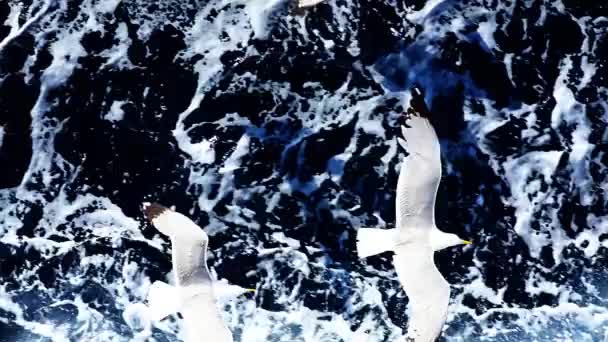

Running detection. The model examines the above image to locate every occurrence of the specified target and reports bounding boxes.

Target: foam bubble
[104,101,127,123]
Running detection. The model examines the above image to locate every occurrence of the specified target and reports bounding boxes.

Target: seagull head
[430,230,472,251]
[213,279,256,300]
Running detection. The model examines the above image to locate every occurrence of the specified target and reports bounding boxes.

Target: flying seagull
[142,202,255,342]
[356,87,471,342]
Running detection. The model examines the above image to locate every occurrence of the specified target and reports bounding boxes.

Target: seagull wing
[393,245,450,341]
[147,281,180,321]
[143,203,212,286]
[143,203,232,341]
[181,293,234,342]
[396,90,442,230]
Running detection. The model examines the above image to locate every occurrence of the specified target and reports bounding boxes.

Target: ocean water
[0,0,607,341]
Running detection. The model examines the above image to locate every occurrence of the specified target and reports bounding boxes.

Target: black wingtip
[407,85,432,119]
[142,202,169,221]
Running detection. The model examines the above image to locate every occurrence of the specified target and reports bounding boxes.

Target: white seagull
[142,203,255,342]
[356,88,471,342]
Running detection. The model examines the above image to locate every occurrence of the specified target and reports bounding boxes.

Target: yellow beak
[462,240,472,245]
[245,288,256,293]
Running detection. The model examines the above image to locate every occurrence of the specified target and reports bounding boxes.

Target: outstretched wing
[393,244,450,341]
[146,281,180,321]
[143,203,212,286]
[395,87,442,230]
[181,293,234,342]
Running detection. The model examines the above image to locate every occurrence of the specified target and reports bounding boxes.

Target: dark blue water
[0,0,607,341]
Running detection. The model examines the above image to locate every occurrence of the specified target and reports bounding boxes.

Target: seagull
[142,203,255,342]
[356,87,471,342]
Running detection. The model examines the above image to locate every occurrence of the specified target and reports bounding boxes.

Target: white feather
[356,90,468,341]
[142,203,235,342]
[356,228,397,258]
[146,281,180,321]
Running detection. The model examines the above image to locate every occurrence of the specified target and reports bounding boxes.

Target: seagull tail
[356,228,398,258]
[146,281,180,321]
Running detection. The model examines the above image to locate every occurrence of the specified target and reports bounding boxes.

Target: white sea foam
[502,150,563,258]
[405,0,448,22]
[0,0,52,53]
[104,100,127,123]
[245,0,287,39]
[1,0,607,341]
[101,23,134,69]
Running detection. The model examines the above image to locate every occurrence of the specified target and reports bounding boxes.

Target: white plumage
[356,87,471,342]
[142,203,253,342]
